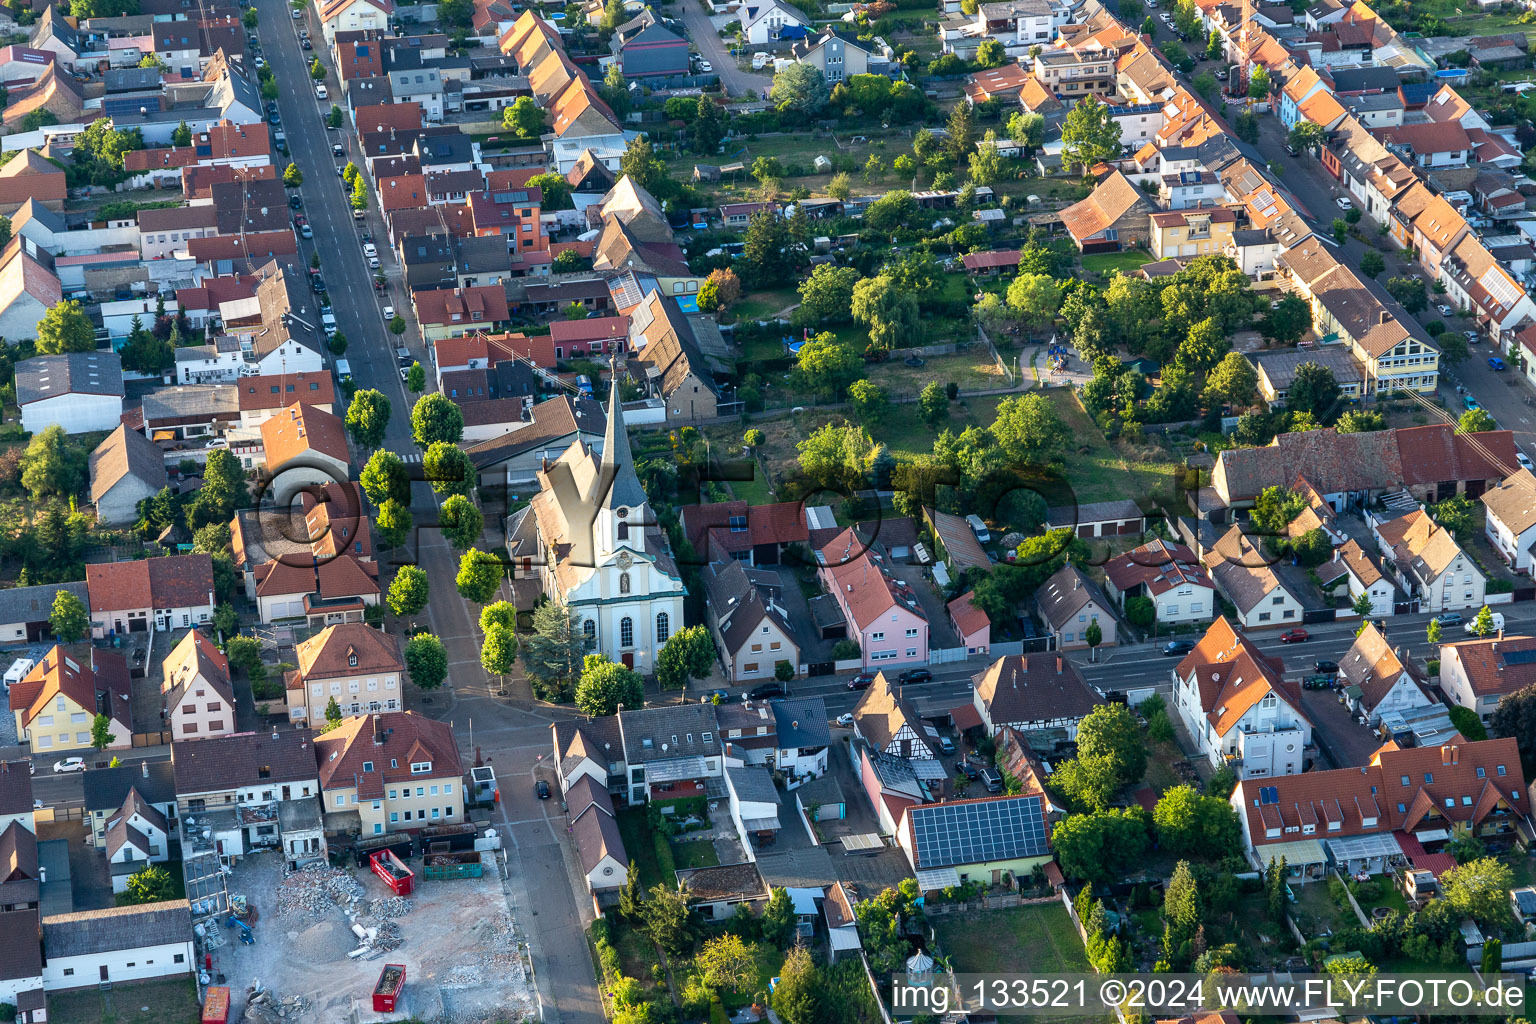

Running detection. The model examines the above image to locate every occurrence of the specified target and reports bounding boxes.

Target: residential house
[40,901,194,989]
[88,425,169,527]
[793,27,877,83]
[285,623,404,725]
[1043,499,1146,539]
[725,764,781,851]
[548,316,629,360]
[1059,171,1155,252]
[8,647,133,755]
[701,561,798,683]
[0,821,42,1006]
[947,592,990,656]
[86,553,217,637]
[1481,468,1536,574]
[1378,122,1471,168]
[1231,738,1527,878]
[82,761,176,852]
[1372,509,1485,614]
[0,761,35,835]
[857,747,930,834]
[1172,616,1312,777]
[1338,622,1433,725]
[318,0,393,47]
[0,239,60,345]
[1033,564,1117,650]
[1105,539,1215,625]
[388,67,443,121]
[0,149,66,217]
[740,0,809,43]
[1205,526,1305,629]
[568,775,628,899]
[680,500,808,566]
[16,352,124,436]
[617,703,723,806]
[467,394,606,489]
[611,13,689,80]
[816,528,929,670]
[313,712,463,834]
[1252,348,1366,407]
[0,582,88,646]
[104,788,171,893]
[549,715,624,795]
[897,794,1051,891]
[770,697,831,780]
[851,673,936,760]
[629,294,720,424]
[412,285,510,342]
[1440,635,1536,723]
[235,373,336,428]
[258,403,351,505]
[970,653,1103,738]
[1149,207,1236,259]
[160,630,235,741]
[1318,538,1395,618]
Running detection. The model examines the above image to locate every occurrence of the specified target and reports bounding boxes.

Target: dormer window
[363,761,374,772]
[348,648,358,668]
[411,761,432,774]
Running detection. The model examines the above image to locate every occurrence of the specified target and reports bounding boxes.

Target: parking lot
[1298,685,1385,770]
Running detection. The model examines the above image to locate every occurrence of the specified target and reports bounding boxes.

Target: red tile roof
[260,402,349,470]
[680,499,809,557]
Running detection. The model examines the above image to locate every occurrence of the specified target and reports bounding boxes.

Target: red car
[1278,628,1310,643]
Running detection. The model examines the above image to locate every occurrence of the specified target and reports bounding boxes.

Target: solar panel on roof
[1502,650,1536,666]
[1260,785,1279,804]
[909,796,1047,868]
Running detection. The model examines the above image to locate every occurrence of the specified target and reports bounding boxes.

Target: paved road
[677,0,769,99]
[254,6,603,1023]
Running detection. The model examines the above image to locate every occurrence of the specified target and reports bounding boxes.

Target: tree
[893,154,914,177]
[123,865,176,905]
[21,426,86,501]
[792,336,863,401]
[1285,362,1341,422]
[1432,493,1475,544]
[619,136,664,193]
[1248,64,1271,99]
[404,633,448,690]
[575,653,644,717]
[742,209,798,287]
[697,268,741,313]
[1448,706,1488,743]
[752,155,785,184]
[350,175,368,211]
[1441,857,1515,930]
[697,934,757,991]
[771,62,829,114]
[407,362,426,393]
[1233,108,1261,144]
[243,7,258,26]
[1077,702,1148,787]
[410,392,466,449]
[521,601,590,702]
[1060,94,1123,173]
[283,162,303,188]
[919,381,948,426]
[640,883,694,955]
[387,565,430,618]
[424,442,475,497]
[992,392,1068,459]
[1006,272,1062,326]
[773,945,822,1024]
[168,119,193,148]
[1050,808,1151,884]
[1359,250,1385,279]
[342,161,360,186]
[439,493,484,550]
[1287,120,1326,154]
[761,887,798,949]
[325,696,343,730]
[1203,350,1258,409]
[1153,784,1240,858]
[455,548,503,605]
[975,37,1006,67]
[1206,28,1223,60]
[852,274,921,350]
[1459,407,1497,433]
[848,379,889,427]
[361,450,410,507]
[481,625,518,688]
[826,172,852,201]
[481,601,518,635]
[327,104,344,128]
[864,190,916,234]
[968,130,1003,185]
[309,56,326,81]
[91,713,116,751]
[944,101,978,165]
[1385,276,1428,313]
[656,625,717,690]
[796,422,881,490]
[36,300,95,354]
[795,263,860,324]
[743,428,765,450]
[1427,617,1443,645]
[344,389,391,447]
[1191,72,1217,102]
[50,588,88,642]
[1471,604,1496,638]
[1336,410,1387,433]
[1263,293,1312,345]
[693,95,726,154]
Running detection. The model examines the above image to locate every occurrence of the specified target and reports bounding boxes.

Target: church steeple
[600,354,647,511]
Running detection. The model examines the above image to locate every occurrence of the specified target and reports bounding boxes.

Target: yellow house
[10,646,132,755]
[314,712,464,836]
[896,793,1052,891]
[1149,207,1237,260]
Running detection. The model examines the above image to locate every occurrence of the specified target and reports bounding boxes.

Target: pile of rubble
[274,864,367,919]
[367,896,412,919]
[239,984,308,1024]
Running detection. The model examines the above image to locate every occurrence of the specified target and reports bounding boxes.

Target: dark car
[956,759,981,780]
[747,682,786,700]
[1162,639,1196,657]
[1315,660,1339,674]
[289,194,303,209]
[535,779,550,799]
[1279,628,1310,643]
[897,669,932,685]
[846,673,876,691]
[267,110,280,126]
[302,36,312,48]
[311,276,326,293]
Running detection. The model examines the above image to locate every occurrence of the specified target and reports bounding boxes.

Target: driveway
[677,0,770,98]
[1298,686,1383,770]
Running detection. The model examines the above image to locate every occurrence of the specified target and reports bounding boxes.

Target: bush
[831,639,860,660]
[1427,658,1441,677]
[1487,578,1515,594]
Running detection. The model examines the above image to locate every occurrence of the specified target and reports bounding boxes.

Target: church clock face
[616,552,634,569]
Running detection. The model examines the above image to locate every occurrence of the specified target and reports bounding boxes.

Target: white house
[317,0,393,46]
[1439,634,1536,723]
[88,425,169,527]
[725,763,780,857]
[105,788,171,894]
[1172,617,1312,777]
[1338,623,1434,726]
[567,775,628,897]
[1372,508,1486,613]
[1207,526,1306,629]
[770,698,830,781]
[1481,468,1536,574]
[1319,539,1396,618]
[1104,539,1215,626]
[174,336,247,384]
[851,673,937,760]
[160,630,236,741]
[16,352,125,436]
[40,901,194,989]
[741,0,809,43]
[87,554,217,638]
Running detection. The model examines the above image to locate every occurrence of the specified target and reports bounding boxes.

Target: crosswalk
[400,452,423,464]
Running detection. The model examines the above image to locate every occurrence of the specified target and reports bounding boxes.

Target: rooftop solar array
[908,795,1047,868]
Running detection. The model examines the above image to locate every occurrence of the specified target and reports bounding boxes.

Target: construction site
[189,847,536,1024]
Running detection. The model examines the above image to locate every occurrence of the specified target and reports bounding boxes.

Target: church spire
[601,354,647,510]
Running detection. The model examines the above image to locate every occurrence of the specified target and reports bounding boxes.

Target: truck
[369,849,416,896]
[423,850,484,880]
[373,964,407,1013]
[202,986,231,1024]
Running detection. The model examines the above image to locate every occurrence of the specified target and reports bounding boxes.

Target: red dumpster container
[369,849,416,896]
[373,964,406,1013]
[202,986,231,1024]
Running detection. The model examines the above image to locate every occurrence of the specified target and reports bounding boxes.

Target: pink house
[947,592,990,656]
[817,528,929,669]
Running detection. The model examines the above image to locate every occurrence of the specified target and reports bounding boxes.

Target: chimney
[1056,656,1063,673]
[1022,656,1028,672]
[1453,745,1460,765]
[1441,744,1453,765]
[142,760,149,779]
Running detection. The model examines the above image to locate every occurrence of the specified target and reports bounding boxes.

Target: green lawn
[670,840,720,870]
[1043,388,1142,504]
[47,978,201,1024]
[717,944,788,1010]
[735,289,799,321]
[1080,249,1152,276]
[875,350,1007,397]
[930,903,1090,974]
[618,808,671,890]
[729,469,775,505]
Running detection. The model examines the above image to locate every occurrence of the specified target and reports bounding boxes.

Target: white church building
[508,367,686,672]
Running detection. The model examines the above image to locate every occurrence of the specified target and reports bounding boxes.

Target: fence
[132,730,171,747]
[928,646,971,666]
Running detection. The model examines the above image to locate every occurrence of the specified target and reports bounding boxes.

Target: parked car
[311,276,326,293]
[394,346,412,366]
[382,305,396,320]
[368,256,380,270]
[53,758,86,773]
[302,37,312,48]
[1465,331,1480,343]
[1518,451,1533,471]
[698,60,712,72]
[299,225,312,239]
[1489,356,1506,371]
[936,736,955,754]
[535,780,550,799]
[289,194,303,209]
[1432,612,1464,627]
[363,243,377,258]
[978,767,1002,793]
[1465,612,1506,634]
[1464,395,1481,410]
[836,712,854,726]
[1278,628,1310,643]
[896,668,932,684]
[1437,304,1456,317]
[1162,639,1196,657]
[847,672,876,690]
[332,143,344,157]
[1315,660,1339,673]
[1335,197,1353,210]
[747,681,786,700]
[956,759,981,780]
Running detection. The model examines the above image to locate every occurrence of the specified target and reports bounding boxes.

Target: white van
[1465,612,1506,634]
[751,51,770,69]
[966,514,991,544]
[335,358,352,382]
[321,312,337,336]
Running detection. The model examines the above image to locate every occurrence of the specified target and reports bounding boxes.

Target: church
[508,368,686,671]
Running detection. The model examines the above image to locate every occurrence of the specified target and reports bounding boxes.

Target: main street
[251,6,603,1022]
